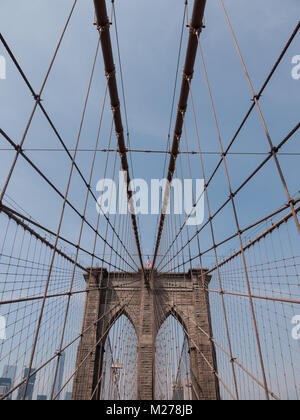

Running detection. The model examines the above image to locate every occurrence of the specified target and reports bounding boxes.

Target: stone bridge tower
[72,268,220,400]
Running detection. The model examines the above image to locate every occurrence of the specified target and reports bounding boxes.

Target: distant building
[53,352,65,400]
[172,380,192,400]
[184,382,192,400]
[37,395,47,400]
[1,365,16,399]
[17,368,37,400]
[0,378,12,400]
[172,383,184,400]
[2,365,17,385]
[64,391,72,401]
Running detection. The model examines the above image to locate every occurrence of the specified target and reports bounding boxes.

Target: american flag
[147,257,152,269]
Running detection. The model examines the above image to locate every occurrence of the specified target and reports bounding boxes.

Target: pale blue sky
[0,0,299,400]
[0,0,299,262]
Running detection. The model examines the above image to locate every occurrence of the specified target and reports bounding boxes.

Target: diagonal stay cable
[0,0,78,201]
[156,21,300,270]
[219,1,300,234]
[158,115,299,272]
[165,196,300,273]
[0,33,139,271]
[21,29,137,398]
[0,203,130,273]
[0,127,137,272]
